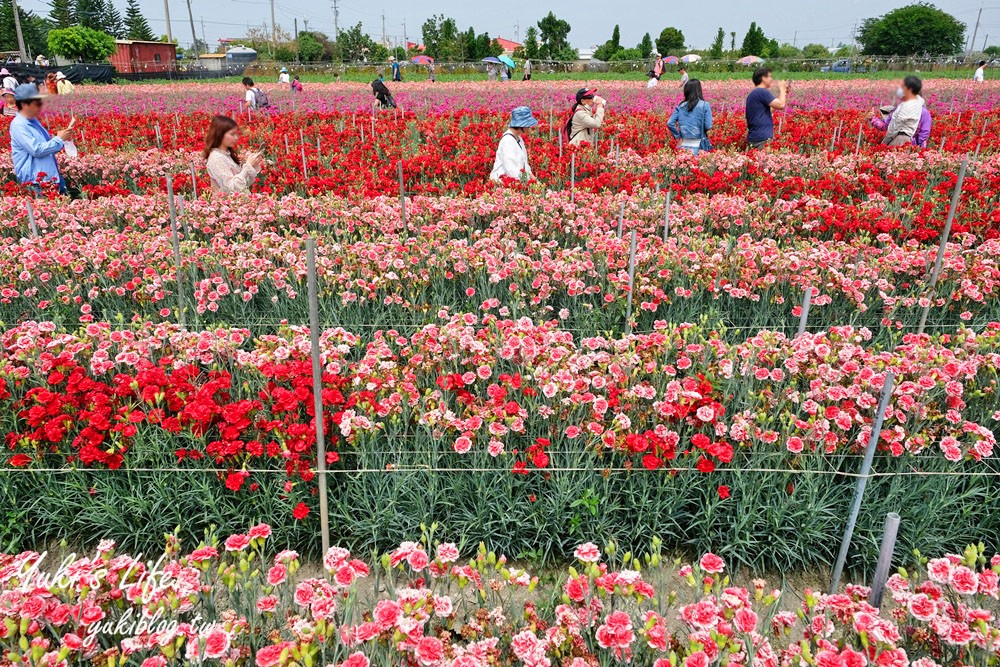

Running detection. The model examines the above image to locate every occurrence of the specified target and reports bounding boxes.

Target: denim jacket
[667,100,713,144]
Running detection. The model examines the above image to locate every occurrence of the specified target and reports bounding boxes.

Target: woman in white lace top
[202,115,263,194]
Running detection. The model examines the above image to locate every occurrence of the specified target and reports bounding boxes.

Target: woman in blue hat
[278,67,290,85]
[490,106,538,182]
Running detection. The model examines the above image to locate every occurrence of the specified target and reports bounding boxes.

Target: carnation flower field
[0,79,999,589]
[3,528,1000,667]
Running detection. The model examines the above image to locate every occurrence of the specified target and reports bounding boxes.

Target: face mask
[895,87,904,98]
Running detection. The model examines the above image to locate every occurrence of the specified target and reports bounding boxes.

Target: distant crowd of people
[487,66,940,182]
[0,60,980,195]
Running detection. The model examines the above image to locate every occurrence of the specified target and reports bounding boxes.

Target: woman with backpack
[667,79,713,155]
[566,88,606,147]
[203,115,264,193]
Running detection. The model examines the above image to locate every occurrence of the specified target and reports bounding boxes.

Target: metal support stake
[398,160,408,235]
[624,230,637,335]
[829,371,896,593]
[868,512,901,608]
[797,286,812,337]
[165,176,186,328]
[663,189,671,241]
[26,201,38,238]
[306,237,331,555]
[190,163,198,199]
[617,200,624,239]
[918,156,968,334]
[570,153,575,203]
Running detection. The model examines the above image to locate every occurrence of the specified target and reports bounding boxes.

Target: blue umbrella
[482,56,502,64]
[498,55,516,69]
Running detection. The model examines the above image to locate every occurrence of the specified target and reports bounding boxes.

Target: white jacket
[886,96,924,139]
[490,131,532,182]
[206,148,259,193]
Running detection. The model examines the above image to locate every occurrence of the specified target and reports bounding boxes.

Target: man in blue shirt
[390,56,402,82]
[9,83,72,194]
[745,67,787,149]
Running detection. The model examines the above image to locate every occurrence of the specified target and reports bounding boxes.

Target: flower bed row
[0,190,997,335]
[1,107,997,198]
[2,526,1000,667]
[0,316,997,564]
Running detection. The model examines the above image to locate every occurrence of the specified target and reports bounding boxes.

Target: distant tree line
[0,1,981,66]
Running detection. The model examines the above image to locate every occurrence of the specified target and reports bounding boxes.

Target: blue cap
[13,83,42,102]
[280,67,288,72]
[510,106,538,128]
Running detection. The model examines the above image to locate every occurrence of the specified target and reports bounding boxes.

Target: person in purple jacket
[871,100,932,148]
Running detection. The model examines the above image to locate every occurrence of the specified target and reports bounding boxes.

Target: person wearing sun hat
[55,72,75,95]
[490,106,537,182]
[566,87,606,147]
[2,88,16,117]
[1,68,17,93]
[278,67,290,85]
[9,83,73,194]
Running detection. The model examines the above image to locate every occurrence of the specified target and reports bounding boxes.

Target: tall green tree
[655,27,684,55]
[858,3,964,55]
[49,0,75,28]
[709,27,725,59]
[75,0,106,31]
[802,43,829,59]
[296,31,326,61]
[124,0,153,40]
[523,26,539,59]
[0,0,49,56]
[536,11,570,58]
[333,22,385,62]
[102,0,124,38]
[740,22,767,56]
[420,14,459,60]
[48,24,117,61]
[593,24,624,61]
[638,32,653,57]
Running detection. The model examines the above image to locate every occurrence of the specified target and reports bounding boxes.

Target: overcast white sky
[14,0,999,52]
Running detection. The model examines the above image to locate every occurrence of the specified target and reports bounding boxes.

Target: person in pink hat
[565,87,606,147]
[1,68,17,92]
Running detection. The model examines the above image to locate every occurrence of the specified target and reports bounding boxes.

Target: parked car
[821,59,867,73]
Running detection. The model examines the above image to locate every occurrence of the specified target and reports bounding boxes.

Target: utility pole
[382,12,387,48]
[332,0,340,41]
[968,1,983,58]
[402,19,407,53]
[294,18,299,64]
[793,30,797,48]
[10,0,27,63]
[185,0,199,56]
[515,21,519,43]
[984,33,990,52]
[269,0,278,55]
[163,0,173,43]
[201,17,207,49]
